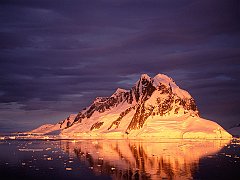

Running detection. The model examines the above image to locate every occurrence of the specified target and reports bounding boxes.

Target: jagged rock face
[71,74,199,133]
[90,121,104,131]
[30,74,232,139]
[59,114,77,129]
[125,77,198,132]
[74,89,130,123]
[108,107,135,130]
[129,75,156,103]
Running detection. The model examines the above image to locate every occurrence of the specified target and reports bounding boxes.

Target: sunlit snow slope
[28,114,77,135]
[29,74,232,139]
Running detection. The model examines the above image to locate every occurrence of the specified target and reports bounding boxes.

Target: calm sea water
[0,139,239,180]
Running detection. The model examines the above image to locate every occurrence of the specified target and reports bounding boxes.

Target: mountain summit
[29,73,232,139]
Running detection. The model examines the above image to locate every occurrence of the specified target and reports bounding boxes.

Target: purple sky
[0,0,240,132]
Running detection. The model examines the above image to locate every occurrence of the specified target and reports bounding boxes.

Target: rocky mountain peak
[29,73,232,139]
[111,88,128,97]
[130,74,155,103]
[140,73,151,81]
[73,73,199,130]
[153,74,175,87]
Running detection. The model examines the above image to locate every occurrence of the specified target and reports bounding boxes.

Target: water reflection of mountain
[60,139,229,180]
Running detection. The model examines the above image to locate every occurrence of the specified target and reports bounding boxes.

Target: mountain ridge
[28,73,232,139]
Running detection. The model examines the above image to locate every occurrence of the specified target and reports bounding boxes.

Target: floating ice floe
[19,148,43,152]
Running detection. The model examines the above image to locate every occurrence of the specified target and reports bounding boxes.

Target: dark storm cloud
[0,0,240,132]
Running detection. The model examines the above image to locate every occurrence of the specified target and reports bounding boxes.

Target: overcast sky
[0,0,240,132]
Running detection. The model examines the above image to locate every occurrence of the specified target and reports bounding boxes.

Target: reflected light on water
[60,139,230,179]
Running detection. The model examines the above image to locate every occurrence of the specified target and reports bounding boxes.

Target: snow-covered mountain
[29,74,232,139]
[28,114,77,135]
